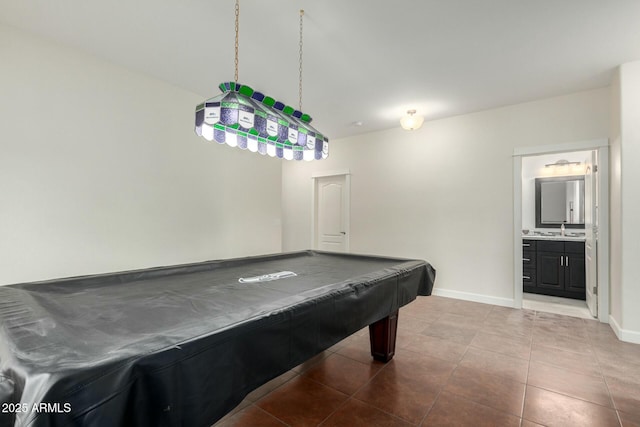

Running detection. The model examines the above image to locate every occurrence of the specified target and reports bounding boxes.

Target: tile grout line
[521,333,533,423]
[311,350,395,426]
[217,297,639,426]
[416,327,475,426]
[420,306,535,425]
[588,329,625,427]
[519,305,545,425]
[523,314,621,424]
[241,373,301,426]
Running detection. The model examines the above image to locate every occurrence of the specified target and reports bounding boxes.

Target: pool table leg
[369,310,399,362]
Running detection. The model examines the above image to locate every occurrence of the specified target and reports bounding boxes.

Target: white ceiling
[2,0,640,140]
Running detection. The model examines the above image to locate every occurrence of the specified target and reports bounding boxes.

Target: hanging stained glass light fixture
[194,3,328,161]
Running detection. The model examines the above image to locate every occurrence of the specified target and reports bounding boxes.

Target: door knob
[340,231,346,235]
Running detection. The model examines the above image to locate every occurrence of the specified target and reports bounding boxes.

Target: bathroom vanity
[523,235,586,300]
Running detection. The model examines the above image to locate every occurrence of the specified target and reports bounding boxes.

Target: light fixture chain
[299,9,304,111]
[234,0,240,83]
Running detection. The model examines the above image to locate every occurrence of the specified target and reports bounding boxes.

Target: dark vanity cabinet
[523,239,585,300]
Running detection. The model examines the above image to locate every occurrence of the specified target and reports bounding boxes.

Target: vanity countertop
[522,234,585,242]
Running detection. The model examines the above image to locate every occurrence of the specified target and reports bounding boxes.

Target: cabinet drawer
[523,266,536,293]
[565,241,585,254]
[537,240,564,253]
[522,240,536,250]
[522,268,536,285]
[522,252,536,268]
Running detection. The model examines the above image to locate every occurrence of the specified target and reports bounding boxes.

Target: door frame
[513,139,609,323]
[584,150,598,317]
[311,169,351,252]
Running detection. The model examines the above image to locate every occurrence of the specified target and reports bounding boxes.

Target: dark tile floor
[214,296,640,427]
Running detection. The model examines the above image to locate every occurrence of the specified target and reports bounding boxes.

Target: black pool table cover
[0,250,435,427]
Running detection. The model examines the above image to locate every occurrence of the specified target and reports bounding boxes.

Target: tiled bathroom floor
[523,292,593,319]
[214,295,640,427]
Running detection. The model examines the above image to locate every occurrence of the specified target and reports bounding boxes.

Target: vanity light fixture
[400,109,424,131]
[194,2,329,161]
[544,159,581,168]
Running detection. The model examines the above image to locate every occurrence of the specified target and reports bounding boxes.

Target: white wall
[0,24,282,285]
[282,88,609,306]
[609,70,623,326]
[609,61,640,342]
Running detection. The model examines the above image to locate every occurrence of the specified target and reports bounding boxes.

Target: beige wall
[609,70,623,328]
[0,24,282,285]
[609,61,640,342]
[282,88,610,306]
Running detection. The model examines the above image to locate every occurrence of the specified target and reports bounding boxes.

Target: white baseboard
[431,288,515,308]
[609,315,640,344]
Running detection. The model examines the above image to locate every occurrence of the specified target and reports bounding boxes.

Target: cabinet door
[537,251,563,290]
[565,253,586,293]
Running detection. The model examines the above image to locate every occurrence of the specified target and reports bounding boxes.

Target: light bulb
[400,110,424,131]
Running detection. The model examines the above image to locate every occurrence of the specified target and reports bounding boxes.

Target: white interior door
[314,175,349,252]
[584,151,598,317]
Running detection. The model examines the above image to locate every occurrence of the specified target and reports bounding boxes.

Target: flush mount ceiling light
[400,109,424,131]
[194,2,328,161]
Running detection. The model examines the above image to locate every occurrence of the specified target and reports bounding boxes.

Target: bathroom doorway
[512,140,609,323]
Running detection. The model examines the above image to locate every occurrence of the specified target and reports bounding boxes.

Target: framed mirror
[535,175,585,228]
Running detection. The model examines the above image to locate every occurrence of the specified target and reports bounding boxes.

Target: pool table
[0,250,435,426]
